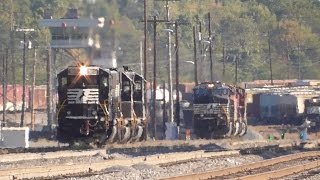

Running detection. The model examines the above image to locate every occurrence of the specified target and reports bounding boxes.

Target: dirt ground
[249,125,320,141]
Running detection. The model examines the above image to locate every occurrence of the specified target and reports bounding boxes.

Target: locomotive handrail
[98,100,109,120]
[103,100,109,115]
[56,99,67,121]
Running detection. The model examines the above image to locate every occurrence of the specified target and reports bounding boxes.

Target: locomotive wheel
[107,126,117,143]
[139,125,147,141]
[130,125,143,142]
[117,126,131,143]
[239,121,247,136]
[226,122,233,137]
[233,121,240,136]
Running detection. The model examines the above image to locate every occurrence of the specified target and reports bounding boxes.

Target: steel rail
[162,151,320,180]
[238,159,320,180]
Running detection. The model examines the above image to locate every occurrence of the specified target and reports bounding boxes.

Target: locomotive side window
[101,77,108,87]
[122,81,131,101]
[61,77,67,87]
[133,81,142,100]
[100,76,109,100]
[135,82,142,90]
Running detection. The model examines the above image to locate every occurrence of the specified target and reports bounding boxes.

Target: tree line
[0,0,319,85]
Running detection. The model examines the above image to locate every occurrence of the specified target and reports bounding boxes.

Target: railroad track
[0,140,302,164]
[162,151,320,180]
[0,139,301,156]
[0,150,239,180]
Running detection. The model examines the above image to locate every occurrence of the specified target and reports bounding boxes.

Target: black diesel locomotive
[192,82,247,138]
[56,64,146,144]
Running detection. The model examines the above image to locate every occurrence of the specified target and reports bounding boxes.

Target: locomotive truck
[192,82,247,138]
[56,64,146,144]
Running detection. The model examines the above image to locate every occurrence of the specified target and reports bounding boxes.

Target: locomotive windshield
[193,86,230,104]
[68,75,98,88]
[193,87,212,103]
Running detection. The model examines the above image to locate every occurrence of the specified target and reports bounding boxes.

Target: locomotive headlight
[79,65,88,76]
[67,111,71,115]
[92,110,97,116]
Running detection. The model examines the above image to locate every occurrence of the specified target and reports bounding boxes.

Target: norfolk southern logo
[78,91,86,101]
[67,89,99,104]
[207,103,217,114]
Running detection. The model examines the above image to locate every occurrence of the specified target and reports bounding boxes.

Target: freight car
[56,64,146,144]
[258,94,306,125]
[192,82,247,138]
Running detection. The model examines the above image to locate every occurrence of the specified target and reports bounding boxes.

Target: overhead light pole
[16,28,34,127]
[208,12,214,82]
[163,28,174,127]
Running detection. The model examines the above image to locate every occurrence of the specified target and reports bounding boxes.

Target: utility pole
[198,22,203,82]
[21,32,27,127]
[2,49,8,127]
[16,28,34,127]
[10,0,17,122]
[143,17,172,139]
[208,12,214,82]
[140,41,143,75]
[155,0,180,139]
[235,55,238,85]
[47,48,53,130]
[162,81,166,138]
[166,1,174,126]
[298,42,301,80]
[153,16,157,139]
[174,21,180,133]
[222,42,226,79]
[193,26,198,85]
[143,0,148,140]
[267,31,273,85]
[30,46,37,131]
